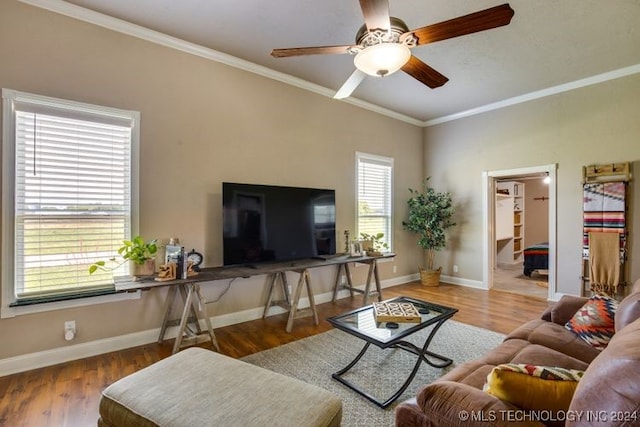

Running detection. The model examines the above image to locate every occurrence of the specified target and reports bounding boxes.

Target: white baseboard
[0,273,418,376]
[442,274,560,302]
[0,328,163,377]
[440,274,486,289]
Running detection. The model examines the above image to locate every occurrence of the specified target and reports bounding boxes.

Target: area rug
[242,320,505,426]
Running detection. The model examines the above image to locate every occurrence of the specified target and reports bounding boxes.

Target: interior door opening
[482,165,557,301]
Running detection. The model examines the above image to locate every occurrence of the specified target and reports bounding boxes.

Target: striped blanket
[583,182,626,261]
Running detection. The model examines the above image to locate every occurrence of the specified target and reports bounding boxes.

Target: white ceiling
[41,0,640,124]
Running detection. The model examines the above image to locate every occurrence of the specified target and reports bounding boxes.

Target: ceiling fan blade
[401,56,449,89]
[271,45,355,58]
[407,3,514,46]
[359,0,390,31]
[334,69,367,99]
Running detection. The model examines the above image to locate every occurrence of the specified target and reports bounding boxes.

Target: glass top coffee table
[327,296,458,408]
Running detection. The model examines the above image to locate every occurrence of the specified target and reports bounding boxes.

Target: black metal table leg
[331,317,451,408]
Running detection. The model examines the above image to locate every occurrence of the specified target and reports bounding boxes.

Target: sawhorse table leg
[158,285,178,343]
[286,269,319,333]
[193,283,219,352]
[263,270,318,333]
[332,263,354,301]
[361,260,383,305]
[158,283,219,354]
[331,259,383,306]
[263,271,291,318]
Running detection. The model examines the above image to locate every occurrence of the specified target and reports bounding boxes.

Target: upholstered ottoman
[98,347,342,427]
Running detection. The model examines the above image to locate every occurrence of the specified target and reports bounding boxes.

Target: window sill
[1,290,141,319]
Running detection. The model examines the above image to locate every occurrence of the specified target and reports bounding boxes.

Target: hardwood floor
[0,281,549,427]
[493,263,549,300]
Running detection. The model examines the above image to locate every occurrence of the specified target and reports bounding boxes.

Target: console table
[114,253,395,351]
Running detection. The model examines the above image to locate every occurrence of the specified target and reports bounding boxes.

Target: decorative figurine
[155,263,176,281]
[186,260,199,277]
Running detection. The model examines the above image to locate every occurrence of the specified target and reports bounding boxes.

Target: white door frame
[482,164,557,300]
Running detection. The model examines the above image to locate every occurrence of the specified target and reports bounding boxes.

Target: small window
[2,89,139,315]
[356,152,393,250]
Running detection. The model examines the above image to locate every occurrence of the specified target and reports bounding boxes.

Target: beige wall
[424,73,640,296]
[3,0,639,366]
[0,1,424,360]
[524,178,549,248]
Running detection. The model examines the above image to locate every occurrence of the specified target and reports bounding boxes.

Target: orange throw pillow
[565,293,618,350]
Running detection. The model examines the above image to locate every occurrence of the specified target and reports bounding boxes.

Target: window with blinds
[2,89,139,304]
[356,152,393,250]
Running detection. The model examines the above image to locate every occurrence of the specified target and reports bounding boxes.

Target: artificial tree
[402,178,455,285]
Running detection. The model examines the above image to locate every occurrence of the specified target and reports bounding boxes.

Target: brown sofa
[395,280,640,427]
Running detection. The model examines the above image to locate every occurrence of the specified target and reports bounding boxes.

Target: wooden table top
[114,253,396,292]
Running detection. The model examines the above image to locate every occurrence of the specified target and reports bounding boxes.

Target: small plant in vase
[359,232,389,257]
[402,178,455,286]
[89,236,158,278]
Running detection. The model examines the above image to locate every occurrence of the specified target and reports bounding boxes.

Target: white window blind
[3,90,138,303]
[356,152,393,250]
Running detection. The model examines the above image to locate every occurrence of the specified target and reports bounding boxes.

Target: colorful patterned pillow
[565,293,618,350]
[484,364,584,413]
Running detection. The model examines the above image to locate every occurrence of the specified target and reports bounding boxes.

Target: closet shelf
[496,181,525,265]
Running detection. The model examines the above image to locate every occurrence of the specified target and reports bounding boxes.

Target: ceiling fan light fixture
[353,43,411,77]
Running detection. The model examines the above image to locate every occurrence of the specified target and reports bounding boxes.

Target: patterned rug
[242,320,505,426]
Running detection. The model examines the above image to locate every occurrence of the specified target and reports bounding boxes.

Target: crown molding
[17,0,423,127]
[18,1,640,129]
[424,63,640,127]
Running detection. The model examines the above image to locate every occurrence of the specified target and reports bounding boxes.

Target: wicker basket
[419,267,442,287]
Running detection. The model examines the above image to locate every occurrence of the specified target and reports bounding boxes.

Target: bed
[523,242,549,277]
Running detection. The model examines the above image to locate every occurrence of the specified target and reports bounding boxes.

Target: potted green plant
[359,232,389,256]
[402,178,455,286]
[89,236,158,278]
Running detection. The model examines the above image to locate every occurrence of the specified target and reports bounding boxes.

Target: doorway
[482,165,557,300]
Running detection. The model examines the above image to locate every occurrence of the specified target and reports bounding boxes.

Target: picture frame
[350,241,363,257]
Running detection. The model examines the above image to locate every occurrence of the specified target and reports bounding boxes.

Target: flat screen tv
[222,182,336,266]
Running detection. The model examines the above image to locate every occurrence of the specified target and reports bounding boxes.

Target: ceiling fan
[271,1,514,99]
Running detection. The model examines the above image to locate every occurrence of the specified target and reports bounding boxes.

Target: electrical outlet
[341,275,346,285]
[393,265,397,273]
[64,320,76,341]
[64,320,76,331]
[453,265,459,273]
